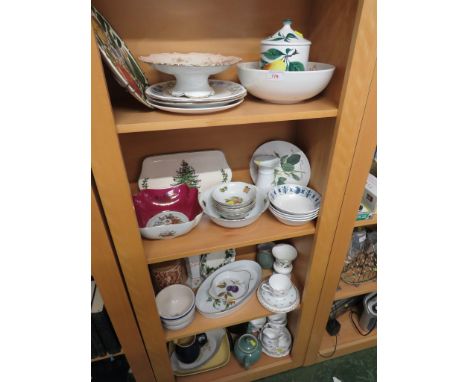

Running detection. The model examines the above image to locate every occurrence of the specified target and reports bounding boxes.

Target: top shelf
[113,95,338,134]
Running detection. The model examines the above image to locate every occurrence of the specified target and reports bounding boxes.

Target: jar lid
[261,19,311,46]
[238,334,259,353]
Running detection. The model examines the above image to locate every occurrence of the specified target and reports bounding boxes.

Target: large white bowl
[199,185,269,228]
[139,212,203,240]
[156,284,196,330]
[269,184,321,215]
[269,206,315,226]
[237,62,335,104]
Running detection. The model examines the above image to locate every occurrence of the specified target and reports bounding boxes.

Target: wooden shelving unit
[317,310,376,362]
[354,214,377,227]
[91,0,376,380]
[91,351,125,363]
[335,279,377,300]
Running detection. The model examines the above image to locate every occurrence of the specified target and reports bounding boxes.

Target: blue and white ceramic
[268,184,321,215]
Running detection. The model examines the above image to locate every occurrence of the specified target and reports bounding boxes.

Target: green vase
[234,334,261,369]
[256,250,274,269]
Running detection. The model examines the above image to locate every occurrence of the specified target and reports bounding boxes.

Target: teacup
[272,244,297,275]
[174,333,208,364]
[268,313,287,325]
[261,274,292,298]
[247,317,267,338]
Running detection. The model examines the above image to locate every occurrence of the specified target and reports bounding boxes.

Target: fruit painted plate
[138,150,232,193]
[91,6,153,109]
[250,141,311,186]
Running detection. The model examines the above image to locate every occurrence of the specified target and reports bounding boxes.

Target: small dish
[208,270,252,302]
[199,185,269,229]
[269,184,321,215]
[237,61,335,104]
[156,284,196,330]
[140,53,242,98]
[133,184,202,239]
[212,182,257,208]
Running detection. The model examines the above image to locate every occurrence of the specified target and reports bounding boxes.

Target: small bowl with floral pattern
[211,182,257,208]
[133,184,203,240]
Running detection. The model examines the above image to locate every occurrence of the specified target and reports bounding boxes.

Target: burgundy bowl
[133,184,202,228]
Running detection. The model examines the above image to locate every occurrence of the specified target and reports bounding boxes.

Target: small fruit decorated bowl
[211,182,257,208]
[260,19,311,72]
[139,52,241,98]
[133,184,203,240]
[237,61,335,104]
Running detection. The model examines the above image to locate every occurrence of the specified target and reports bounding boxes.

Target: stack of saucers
[212,182,256,220]
[268,184,321,226]
[145,80,247,114]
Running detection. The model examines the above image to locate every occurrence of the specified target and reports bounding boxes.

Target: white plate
[151,98,244,114]
[256,280,300,313]
[147,96,244,108]
[250,141,311,187]
[138,150,232,193]
[146,80,247,103]
[200,249,236,278]
[196,260,262,318]
[171,328,226,372]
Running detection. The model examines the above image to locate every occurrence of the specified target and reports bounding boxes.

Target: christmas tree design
[172,160,201,188]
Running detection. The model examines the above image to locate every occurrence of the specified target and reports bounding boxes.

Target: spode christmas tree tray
[138,150,232,192]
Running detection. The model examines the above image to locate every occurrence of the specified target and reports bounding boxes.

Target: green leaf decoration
[271,37,285,41]
[280,155,288,165]
[274,152,281,158]
[281,162,294,172]
[292,173,301,181]
[288,61,305,71]
[286,48,292,54]
[286,33,298,40]
[277,177,287,185]
[261,48,285,61]
[287,154,301,165]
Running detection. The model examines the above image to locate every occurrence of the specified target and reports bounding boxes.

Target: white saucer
[256,281,300,313]
[146,80,247,103]
[150,98,244,114]
[170,328,225,372]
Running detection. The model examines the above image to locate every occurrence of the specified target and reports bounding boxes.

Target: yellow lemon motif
[295,30,303,38]
[264,59,287,71]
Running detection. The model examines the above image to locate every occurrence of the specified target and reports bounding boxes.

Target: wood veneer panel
[175,354,293,382]
[317,310,376,362]
[113,96,338,134]
[144,212,315,264]
[354,214,377,227]
[335,280,377,301]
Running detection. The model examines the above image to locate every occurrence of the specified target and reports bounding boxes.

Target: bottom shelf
[176,353,293,382]
[91,350,124,363]
[317,310,376,362]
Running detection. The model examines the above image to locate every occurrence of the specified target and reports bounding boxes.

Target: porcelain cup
[261,274,292,298]
[268,313,287,325]
[247,317,267,337]
[272,244,297,274]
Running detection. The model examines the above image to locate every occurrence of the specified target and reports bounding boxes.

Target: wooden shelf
[318,310,376,362]
[335,279,376,300]
[91,351,124,363]
[144,212,315,264]
[165,270,301,342]
[175,353,293,382]
[354,214,377,227]
[113,95,338,134]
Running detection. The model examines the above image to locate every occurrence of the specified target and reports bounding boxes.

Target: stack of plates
[211,182,257,220]
[268,184,321,226]
[145,80,247,114]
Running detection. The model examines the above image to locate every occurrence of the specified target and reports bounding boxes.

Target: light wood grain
[317,310,376,362]
[335,279,377,300]
[92,186,155,382]
[175,354,293,382]
[354,214,377,227]
[91,351,125,363]
[144,212,316,264]
[92,31,175,381]
[305,14,377,364]
[113,95,338,134]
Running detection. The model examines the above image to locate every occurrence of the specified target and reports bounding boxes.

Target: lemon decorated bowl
[237,62,335,104]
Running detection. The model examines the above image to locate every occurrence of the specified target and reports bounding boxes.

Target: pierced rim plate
[91,6,153,109]
[200,249,236,279]
[146,80,247,103]
[250,141,311,187]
